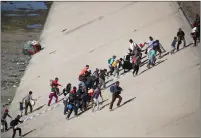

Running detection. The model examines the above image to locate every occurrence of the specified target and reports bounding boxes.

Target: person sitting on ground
[1,109,12,131]
[22,91,37,115]
[10,115,23,138]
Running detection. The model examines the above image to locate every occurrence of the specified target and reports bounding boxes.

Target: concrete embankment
[5,2,200,137]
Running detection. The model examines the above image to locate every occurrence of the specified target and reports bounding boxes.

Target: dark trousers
[177,37,186,51]
[67,105,78,119]
[25,101,32,115]
[1,120,8,130]
[193,33,199,46]
[109,93,122,110]
[12,127,21,138]
[133,64,139,75]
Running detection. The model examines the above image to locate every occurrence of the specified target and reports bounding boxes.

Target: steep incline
[6,2,200,137]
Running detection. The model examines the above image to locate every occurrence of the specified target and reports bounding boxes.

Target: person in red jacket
[48,85,58,106]
[51,78,62,95]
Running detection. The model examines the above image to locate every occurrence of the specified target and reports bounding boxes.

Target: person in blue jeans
[92,86,103,112]
[170,37,177,54]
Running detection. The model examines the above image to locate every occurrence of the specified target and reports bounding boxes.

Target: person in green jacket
[147,49,156,68]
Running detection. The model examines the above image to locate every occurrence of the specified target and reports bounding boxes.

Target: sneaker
[109,109,112,111]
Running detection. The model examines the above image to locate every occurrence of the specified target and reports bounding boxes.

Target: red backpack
[133,57,137,63]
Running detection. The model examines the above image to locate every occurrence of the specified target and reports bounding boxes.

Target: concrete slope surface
[5,2,200,137]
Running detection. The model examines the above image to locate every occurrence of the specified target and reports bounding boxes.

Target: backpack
[110,85,115,93]
[153,40,159,48]
[112,61,117,68]
[108,58,113,64]
[10,120,15,127]
[133,57,137,63]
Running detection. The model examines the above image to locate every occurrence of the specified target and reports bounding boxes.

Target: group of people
[2,24,198,137]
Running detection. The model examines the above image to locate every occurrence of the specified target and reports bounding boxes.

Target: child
[170,37,177,54]
[19,102,24,117]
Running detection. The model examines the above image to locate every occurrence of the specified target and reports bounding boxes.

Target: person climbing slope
[1,109,12,131]
[109,81,123,111]
[10,115,23,138]
[48,85,58,106]
[22,91,37,115]
[132,54,141,76]
[108,55,116,76]
[51,77,62,95]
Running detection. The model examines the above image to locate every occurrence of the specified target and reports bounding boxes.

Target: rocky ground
[1,31,39,106]
[1,2,52,109]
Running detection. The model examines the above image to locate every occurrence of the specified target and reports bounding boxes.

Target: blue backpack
[110,85,115,93]
[153,40,159,48]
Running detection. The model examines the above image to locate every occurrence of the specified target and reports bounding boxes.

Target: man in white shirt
[129,39,138,51]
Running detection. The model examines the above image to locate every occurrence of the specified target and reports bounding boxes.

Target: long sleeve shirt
[52,80,61,87]
[10,118,23,127]
[1,112,12,120]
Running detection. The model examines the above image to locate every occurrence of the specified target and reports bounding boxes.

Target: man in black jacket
[10,115,23,138]
[109,81,123,111]
[177,28,186,51]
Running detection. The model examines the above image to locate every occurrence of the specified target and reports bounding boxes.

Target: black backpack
[10,120,15,127]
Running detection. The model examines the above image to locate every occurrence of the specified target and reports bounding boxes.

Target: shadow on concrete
[112,97,136,111]
[32,104,46,113]
[139,59,167,75]
[173,43,193,54]
[100,97,136,111]
[23,104,46,117]
[22,129,36,137]
[77,99,109,116]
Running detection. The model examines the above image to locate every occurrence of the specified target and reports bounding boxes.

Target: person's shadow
[100,97,136,111]
[21,129,36,137]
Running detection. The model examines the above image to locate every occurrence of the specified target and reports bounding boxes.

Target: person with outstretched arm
[109,81,123,111]
[22,91,37,115]
[10,115,23,138]
[1,109,12,131]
